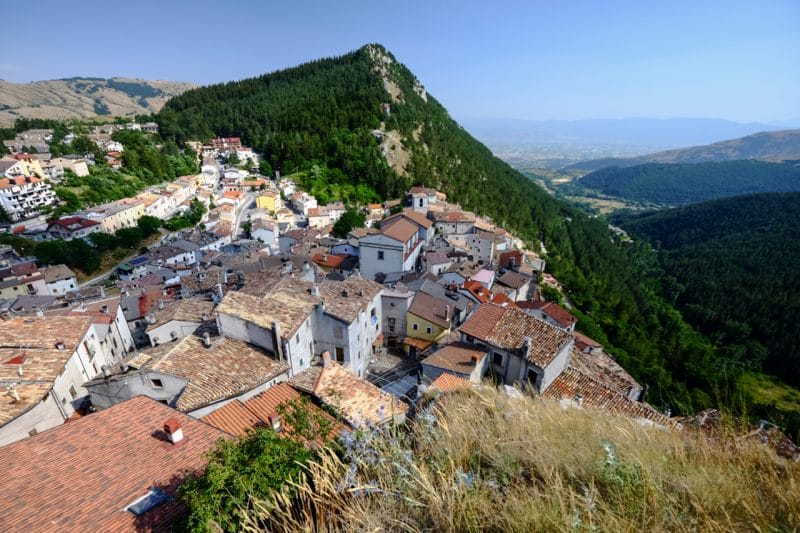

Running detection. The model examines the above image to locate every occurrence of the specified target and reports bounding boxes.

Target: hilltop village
[0,129,718,528]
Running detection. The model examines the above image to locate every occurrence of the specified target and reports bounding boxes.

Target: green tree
[177,399,332,532]
[332,208,366,238]
[137,215,162,237]
[259,159,273,177]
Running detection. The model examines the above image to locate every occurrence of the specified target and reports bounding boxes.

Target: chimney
[310,285,320,297]
[203,331,211,348]
[573,394,583,407]
[54,339,66,350]
[35,309,44,318]
[101,364,111,378]
[158,300,165,310]
[146,313,156,325]
[322,350,332,368]
[163,417,184,444]
[272,320,284,360]
[303,261,310,272]
[268,412,282,432]
[358,288,364,297]
[445,305,451,322]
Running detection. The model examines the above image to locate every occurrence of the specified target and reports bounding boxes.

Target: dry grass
[245,388,800,532]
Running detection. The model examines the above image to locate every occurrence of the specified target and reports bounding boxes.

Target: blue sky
[3,0,798,122]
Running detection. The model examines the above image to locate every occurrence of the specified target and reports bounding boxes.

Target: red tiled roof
[202,400,263,437]
[459,304,573,368]
[380,218,418,243]
[534,301,577,328]
[0,396,227,531]
[542,367,672,426]
[430,373,471,392]
[423,342,487,375]
[312,253,347,269]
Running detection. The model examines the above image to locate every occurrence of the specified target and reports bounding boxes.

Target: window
[492,352,503,367]
[295,335,299,345]
[389,302,396,308]
[412,323,419,331]
[150,378,164,389]
[377,250,384,260]
[69,385,77,399]
[526,368,538,384]
[126,488,172,516]
[335,347,345,363]
[426,326,432,334]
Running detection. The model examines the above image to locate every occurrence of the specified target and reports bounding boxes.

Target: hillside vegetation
[567,128,800,172]
[0,77,195,124]
[578,160,800,205]
[245,388,800,532]
[619,193,800,436]
[158,44,728,413]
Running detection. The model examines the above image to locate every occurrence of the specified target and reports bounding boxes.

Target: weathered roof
[408,291,453,329]
[542,366,671,426]
[0,316,93,426]
[423,342,488,375]
[538,301,577,328]
[496,270,530,290]
[0,396,227,531]
[145,299,215,332]
[40,264,76,283]
[459,304,573,368]
[379,218,418,243]
[290,363,408,427]
[317,277,382,324]
[204,382,341,441]
[217,278,318,339]
[430,373,472,392]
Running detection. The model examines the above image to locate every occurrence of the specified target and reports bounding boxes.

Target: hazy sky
[3,0,798,122]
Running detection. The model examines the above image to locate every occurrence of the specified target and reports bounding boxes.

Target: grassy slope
[250,388,800,531]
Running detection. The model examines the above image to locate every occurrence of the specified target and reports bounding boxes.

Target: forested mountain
[578,160,800,205]
[619,193,800,435]
[566,129,800,172]
[0,77,195,125]
[159,44,735,412]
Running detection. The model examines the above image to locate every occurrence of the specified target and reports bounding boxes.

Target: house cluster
[0,163,679,527]
[0,246,83,311]
[0,154,58,222]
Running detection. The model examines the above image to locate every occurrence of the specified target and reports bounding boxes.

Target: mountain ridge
[157,43,736,412]
[566,128,800,172]
[0,77,196,124]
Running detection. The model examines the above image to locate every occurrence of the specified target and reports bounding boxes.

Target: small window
[377,250,384,260]
[150,378,164,389]
[28,428,38,437]
[295,335,299,345]
[126,488,172,516]
[527,368,538,384]
[69,385,77,399]
[389,302,396,308]
[426,326,432,334]
[412,323,419,331]
[492,352,503,367]
[335,347,345,363]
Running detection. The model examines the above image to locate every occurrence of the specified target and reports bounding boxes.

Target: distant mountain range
[566,129,800,172]
[463,117,798,150]
[0,77,196,125]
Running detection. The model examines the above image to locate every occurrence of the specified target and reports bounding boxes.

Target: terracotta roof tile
[0,396,227,531]
[409,291,453,329]
[459,304,573,368]
[145,299,215,331]
[430,373,471,392]
[542,366,672,426]
[379,218,418,243]
[201,399,262,437]
[290,363,408,427]
[423,342,488,375]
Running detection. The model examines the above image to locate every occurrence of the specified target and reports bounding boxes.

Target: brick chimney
[163,417,184,444]
[322,350,332,368]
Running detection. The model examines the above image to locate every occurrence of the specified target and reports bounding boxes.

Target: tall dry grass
[244,388,800,532]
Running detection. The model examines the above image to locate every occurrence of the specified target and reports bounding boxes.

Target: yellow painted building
[404,292,452,355]
[256,191,281,212]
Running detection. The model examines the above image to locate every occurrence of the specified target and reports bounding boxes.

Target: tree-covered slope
[158,44,727,412]
[620,192,800,385]
[579,160,800,205]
